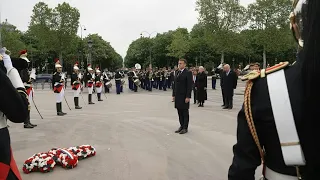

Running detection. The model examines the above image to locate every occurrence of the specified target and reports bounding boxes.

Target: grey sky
[1,0,255,58]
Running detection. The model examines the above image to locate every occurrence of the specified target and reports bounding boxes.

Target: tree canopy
[1,2,123,73]
[125,0,296,70]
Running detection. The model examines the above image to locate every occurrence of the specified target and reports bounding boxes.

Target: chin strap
[6,67,24,89]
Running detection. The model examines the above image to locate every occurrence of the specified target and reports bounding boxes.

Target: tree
[1,21,26,57]
[167,28,190,59]
[51,2,80,65]
[247,0,293,68]
[196,0,247,63]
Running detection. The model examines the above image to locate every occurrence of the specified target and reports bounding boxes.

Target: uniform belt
[116,79,121,80]
[265,167,297,180]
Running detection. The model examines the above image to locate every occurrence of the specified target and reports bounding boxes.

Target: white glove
[61,73,66,80]
[30,68,36,80]
[1,53,13,71]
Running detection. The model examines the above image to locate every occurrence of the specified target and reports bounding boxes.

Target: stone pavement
[9,79,261,180]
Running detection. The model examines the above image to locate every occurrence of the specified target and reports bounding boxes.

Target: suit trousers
[223,89,234,108]
[193,87,197,103]
[177,109,189,130]
[221,87,225,105]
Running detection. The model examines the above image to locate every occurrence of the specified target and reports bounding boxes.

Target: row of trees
[124,0,296,71]
[1,2,123,73]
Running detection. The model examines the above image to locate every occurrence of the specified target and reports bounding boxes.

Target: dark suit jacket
[221,70,238,95]
[172,69,193,109]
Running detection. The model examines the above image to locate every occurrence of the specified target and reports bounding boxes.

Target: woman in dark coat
[196,66,207,107]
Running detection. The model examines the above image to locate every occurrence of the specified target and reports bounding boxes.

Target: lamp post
[87,39,93,66]
[79,25,86,70]
[232,58,235,69]
[140,31,157,68]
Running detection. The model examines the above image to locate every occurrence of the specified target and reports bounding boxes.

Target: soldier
[103,70,111,93]
[0,48,29,180]
[228,0,318,179]
[95,67,103,101]
[86,64,95,104]
[160,67,167,91]
[114,71,122,94]
[145,68,152,91]
[52,59,67,116]
[71,62,82,109]
[155,68,160,89]
[11,50,37,128]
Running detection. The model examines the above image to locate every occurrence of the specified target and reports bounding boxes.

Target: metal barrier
[34,80,52,90]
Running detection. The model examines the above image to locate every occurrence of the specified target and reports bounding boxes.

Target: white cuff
[7,68,24,89]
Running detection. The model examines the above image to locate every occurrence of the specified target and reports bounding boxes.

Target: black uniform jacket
[71,73,79,86]
[0,63,29,123]
[172,69,192,109]
[52,72,63,84]
[228,62,305,179]
[86,73,93,82]
[114,73,121,84]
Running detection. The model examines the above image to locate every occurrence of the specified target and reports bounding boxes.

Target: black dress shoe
[223,106,229,109]
[89,102,95,104]
[175,127,182,133]
[228,107,233,109]
[57,112,65,116]
[221,105,225,107]
[30,123,37,127]
[24,124,34,128]
[179,129,188,134]
[75,106,82,109]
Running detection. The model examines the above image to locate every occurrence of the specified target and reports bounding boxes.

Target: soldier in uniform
[95,67,103,101]
[0,48,29,180]
[127,68,134,91]
[228,0,318,179]
[103,70,111,93]
[11,50,37,128]
[52,59,67,116]
[145,68,152,91]
[86,64,95,104]
[114,71,122,94]
[71,62,82,109]
[160,67,167,91]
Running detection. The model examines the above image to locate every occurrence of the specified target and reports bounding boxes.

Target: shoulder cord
[243,80,266,176]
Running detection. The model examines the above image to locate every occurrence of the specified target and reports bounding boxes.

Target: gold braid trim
[243,80,265,163]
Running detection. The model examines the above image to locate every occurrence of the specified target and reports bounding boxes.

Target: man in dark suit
[172,59,193,134]
[221,64,237,109]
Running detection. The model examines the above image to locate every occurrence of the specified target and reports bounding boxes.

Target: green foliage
[1,2,122,73]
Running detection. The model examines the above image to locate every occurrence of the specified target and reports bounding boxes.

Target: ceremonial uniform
[0,51,29,180]
[128,70,134,90]
[95,68,103,101]
[103,71,111,93]
[115,72,122,94]
[120,71,124,92]
[160,70,167,91]
[11,50,37,128]
[86,64,95,104]
[71,62,82,109]
[146,70,152,91]
[52,59,67,116]
[229,1,319,179]
[132,71,138,92]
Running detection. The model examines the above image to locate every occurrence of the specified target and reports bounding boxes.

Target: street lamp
[232,58,235,69]
[79,25,86,70]
[87,39,93,65]
[140,31,157,68]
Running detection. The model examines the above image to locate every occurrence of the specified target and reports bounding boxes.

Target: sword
[32,97,44,119]
[64,95,71,110]
[63,86,71,110]
[80,89,86,105]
